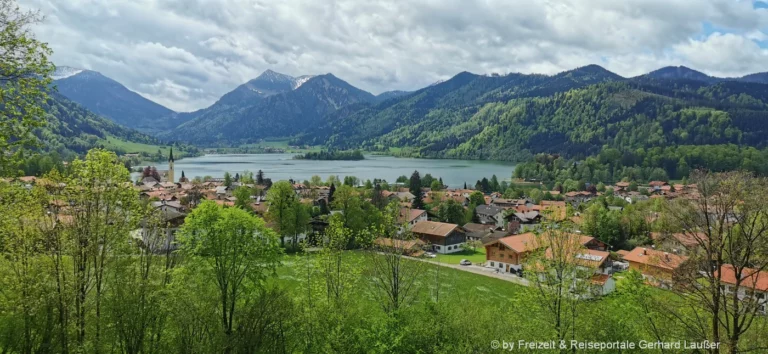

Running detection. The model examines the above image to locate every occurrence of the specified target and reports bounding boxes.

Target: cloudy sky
[19,0,768,112]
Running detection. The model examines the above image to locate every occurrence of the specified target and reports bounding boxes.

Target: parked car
[424,252,436,258]
[459,259,472,266]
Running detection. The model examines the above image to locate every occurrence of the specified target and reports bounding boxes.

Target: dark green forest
[294,149,365,160]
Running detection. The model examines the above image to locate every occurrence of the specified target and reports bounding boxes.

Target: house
[614,181,630,192]
[141,176,159,186]
[373,238,426,257]
[648,181,668,194]
[590,274,617,297]
[381,190,399,202]
[542,246,615,296]
[491,198,526,208]
[399,208,428,228]
[159,182,177,190]
[411,221,466,254]
[484,232,607,274]
[396,191,416,203]
[292,183,308,194]
[564,191,594,204]
[650,232,707,254]
[131,208,187,253]
[538,201,567,221]
[462,223,512,243]
[151,200,184,213]
[484,233,539,273]
[622,247,689,288]
[475,205,505,228]
[215,186,230,198]
[714,265,768,314]
[505,211,541,233]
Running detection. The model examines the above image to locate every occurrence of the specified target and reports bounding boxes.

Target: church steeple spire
[167,148,175,183]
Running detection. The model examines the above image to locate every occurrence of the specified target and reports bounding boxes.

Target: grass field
[272,251,524,305]
[431,247,487,265]
[99,136,170,155]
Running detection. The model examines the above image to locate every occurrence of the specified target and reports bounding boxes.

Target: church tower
[168,148,175,183]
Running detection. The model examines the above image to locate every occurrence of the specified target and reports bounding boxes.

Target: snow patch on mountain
[52,66,84,80]
[292,75,315,89]
[258,69,294,84]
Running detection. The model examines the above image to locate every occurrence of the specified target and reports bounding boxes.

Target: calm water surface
[142,154,516,188]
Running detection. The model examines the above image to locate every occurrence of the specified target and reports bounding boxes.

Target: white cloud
[18,0,768,111]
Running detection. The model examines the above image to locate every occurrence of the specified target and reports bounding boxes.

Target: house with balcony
[411,220,466,254]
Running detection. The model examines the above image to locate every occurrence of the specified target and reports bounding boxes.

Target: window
[499,264,503,269]
[490,262,495,267]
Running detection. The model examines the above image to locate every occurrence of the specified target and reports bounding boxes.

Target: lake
[141,154,516,188]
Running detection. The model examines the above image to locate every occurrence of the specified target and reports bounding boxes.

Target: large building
[411,220,466,254]
[484,232,607,274]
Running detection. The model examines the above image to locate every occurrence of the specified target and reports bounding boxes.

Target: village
[10,150,760,312]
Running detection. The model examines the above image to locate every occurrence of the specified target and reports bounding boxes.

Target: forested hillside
[293,67,768,167]
[34,93,159,159]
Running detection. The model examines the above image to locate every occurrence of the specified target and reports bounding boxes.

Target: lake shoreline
[133,153,516,188]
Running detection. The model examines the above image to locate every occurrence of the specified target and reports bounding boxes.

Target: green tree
[437,199,465,225]
[224,171,233,188]
[310,175,323,187]
[524,227,597,349]
[51,149,140,351]
[233,186,252,210]
[367,202,427,313]
[468,191,485,206]
[331,184,365,245]
[430,179,442,191]
[409,171,424,210]
[0,0,54,176]
[490,175,500,192]
[0,182,53,353]
[179,201,282,352]
[290,201,310,248]
[256,169,265,184]
[266,180,297,247]
[371,183,387,210]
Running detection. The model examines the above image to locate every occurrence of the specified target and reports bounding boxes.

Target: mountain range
[52,67,187,134]
[159,71,375,145]
[46,64,768,161]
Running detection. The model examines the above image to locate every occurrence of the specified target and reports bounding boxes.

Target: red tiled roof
[650,232,708,249]
[495,233,539,253]
[623,247,688,271]
[399,208,426,223]
[591,274,612,285]
[715,265,768,292]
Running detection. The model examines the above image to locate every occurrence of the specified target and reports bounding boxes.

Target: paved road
[413,257,531,286]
